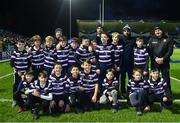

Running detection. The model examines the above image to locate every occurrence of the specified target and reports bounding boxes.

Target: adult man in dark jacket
[120,24,135,98]
[148,26,174,102]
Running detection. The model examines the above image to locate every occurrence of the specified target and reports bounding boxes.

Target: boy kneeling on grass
[67,65,82,113]
[13,71,34,113]
[79,60,99,112]
[25,71,53,120]
[49,63,70,115]
[99,68,119,113]
[128,68,149,116]
[144,68,168,112]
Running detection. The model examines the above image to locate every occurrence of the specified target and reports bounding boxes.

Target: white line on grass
[0,59,10,63]
[0,73,13,79]
[170,77,180,82]
[0,99,12,102]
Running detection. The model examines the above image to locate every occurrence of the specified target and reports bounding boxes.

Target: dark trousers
[79,91,99,110]
[121,66,133,94]
[28,94,50,113]
[13,91,26,108]
[62,66,68,75]
[32,65,44,79]
[148,93,164,105]
[13,72,24,99]
[44,67,53,76]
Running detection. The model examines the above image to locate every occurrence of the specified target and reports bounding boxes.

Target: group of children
[10,27,170,119]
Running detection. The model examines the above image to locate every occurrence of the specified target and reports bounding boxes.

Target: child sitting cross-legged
[99,68,119,113]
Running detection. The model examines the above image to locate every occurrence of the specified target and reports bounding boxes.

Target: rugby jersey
[15,80,33,93]
[56,45,70,68]
[134,47,149,71]
[10,50,31,72]
[80,71,98,93]
[75,46,92,65]
[29,46,44,67]
[43,46,56,69]
[68,47,77,67]
[29,80,52,96]
[95,44,114,67]
[90,51,97,73]
[49,73,69,95]
[102,77,118,91]
[67,76,81,93]
[112,44,123,67]
[128,79,149,94]
[148,77,167,95]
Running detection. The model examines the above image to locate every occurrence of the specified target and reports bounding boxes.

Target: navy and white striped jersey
[90,51,97,73]
[128,79,149,94]
[102,77,118,91]
[16,80,33,93]
[148,78,167,95]
[49,74,69,95]
[134,47,149,71]
[95,44,114,66]
[80,71,98,93]
[75,46,92,65]
[43,46,56,69]
[29,80,52,96]
[68,48,77,67]
[10,50,31,72]
[56,45,70,68]
[112,44,123,67]
[29,46,44,67]
[67,76,81,93]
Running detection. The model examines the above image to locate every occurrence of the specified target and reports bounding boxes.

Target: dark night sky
[0,0,180,38]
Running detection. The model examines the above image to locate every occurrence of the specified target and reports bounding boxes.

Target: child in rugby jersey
[79,60,99,111]
[43,36,56,75]
[134,37,149,79]
[49,63,70,114]
[68,37,79,68]
[99,68,119,113]
[111,32,123,97]
[144,68,168,112]
[56,36,70,73]
[111,32,123,75]
[29,35,44,79]
[25,71,53,120]
[67,65,82,113]
[128,68,149,116]
[91,40,98,50]
[10,39,31,106]
[75,36,92,67]
[95,32,114,90]
[13,71,34,113]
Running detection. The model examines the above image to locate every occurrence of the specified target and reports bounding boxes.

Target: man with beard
[54,28,63,45]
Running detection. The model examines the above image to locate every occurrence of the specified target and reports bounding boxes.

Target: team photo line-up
[10,24,174,119]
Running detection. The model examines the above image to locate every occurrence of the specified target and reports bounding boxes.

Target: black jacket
[121,35,135,67]
[148,35,174,62]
